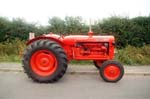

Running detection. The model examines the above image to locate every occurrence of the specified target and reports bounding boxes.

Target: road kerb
[0,68,150,76]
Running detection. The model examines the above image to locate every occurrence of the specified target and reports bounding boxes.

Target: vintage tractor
[22,31,124,83]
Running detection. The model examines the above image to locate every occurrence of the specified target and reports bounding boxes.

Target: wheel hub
[30,50,57,76]
[104,65,120,80]
[40,58,49,66]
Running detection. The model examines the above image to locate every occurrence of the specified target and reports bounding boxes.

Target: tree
[65,16,83,34]
[8,18,38,40]
[131,16,150,45]
[48,17,65,34]
[0,17,11,42]
[98,17,131,48]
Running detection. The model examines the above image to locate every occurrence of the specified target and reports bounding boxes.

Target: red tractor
[22,31,124,83]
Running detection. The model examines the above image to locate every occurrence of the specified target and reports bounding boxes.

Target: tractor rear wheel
[93,60,103,69]
[22,40,68,83]
[99,60,124,82]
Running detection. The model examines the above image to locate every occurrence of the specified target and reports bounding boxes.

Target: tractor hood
[27,33,114,47]
[62,35,115,46]
[44,33,115,46]
[63,35,114,42]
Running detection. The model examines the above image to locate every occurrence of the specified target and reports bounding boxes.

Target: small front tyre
[99,60,124,82]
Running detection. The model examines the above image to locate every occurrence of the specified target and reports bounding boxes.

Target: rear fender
[26,36,64,46]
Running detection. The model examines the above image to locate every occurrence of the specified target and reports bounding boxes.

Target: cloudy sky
[0,0,149,25]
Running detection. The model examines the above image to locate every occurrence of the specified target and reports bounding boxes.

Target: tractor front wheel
[22,40,68,83]
[99,60,124,82]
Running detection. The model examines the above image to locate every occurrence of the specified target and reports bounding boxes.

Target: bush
[0,16,150,48]
[0,39,150,65]
[116,45,150,65]
[0,39,26,56]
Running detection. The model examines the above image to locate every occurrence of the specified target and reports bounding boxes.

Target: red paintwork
[103,65,121,80]
[27,32,115,61]
[30,50,57,76]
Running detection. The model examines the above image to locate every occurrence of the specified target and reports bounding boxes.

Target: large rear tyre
[22,40,68,83]
[100,60,124,82]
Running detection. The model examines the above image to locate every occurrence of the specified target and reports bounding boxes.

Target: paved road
[0,72,150,99]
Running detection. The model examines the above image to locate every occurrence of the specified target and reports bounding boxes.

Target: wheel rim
[104,65,121,81]
[30,50,57,76]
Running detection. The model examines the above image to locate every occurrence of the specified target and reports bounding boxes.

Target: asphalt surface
[0,63,150,75]
[0,63,150,99]
[0,72,150,99]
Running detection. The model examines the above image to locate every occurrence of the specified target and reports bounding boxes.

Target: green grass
[0,39,25,63]
[0,39,150,65]
[116,45,150,65]
[0,55,21,62]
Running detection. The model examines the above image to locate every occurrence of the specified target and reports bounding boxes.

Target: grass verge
[0,39,149,65]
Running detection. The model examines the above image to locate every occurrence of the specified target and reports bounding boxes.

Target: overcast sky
[0,0,149,25]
